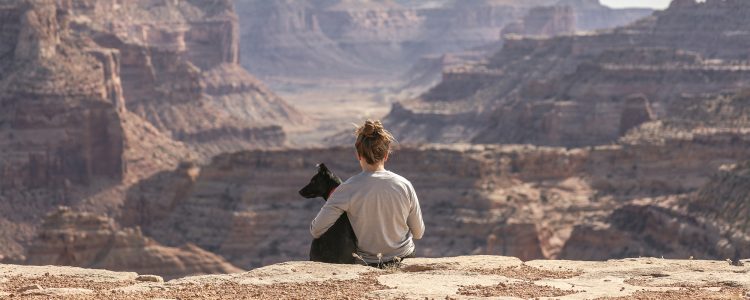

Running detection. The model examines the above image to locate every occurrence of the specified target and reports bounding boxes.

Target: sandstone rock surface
[1,256,748,299]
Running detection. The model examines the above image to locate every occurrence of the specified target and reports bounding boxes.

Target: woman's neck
[361,163,386,172]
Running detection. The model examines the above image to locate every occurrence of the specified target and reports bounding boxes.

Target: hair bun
[361,120,383,138]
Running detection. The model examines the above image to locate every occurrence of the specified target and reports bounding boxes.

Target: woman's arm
[406,184,425,240]
[310,191,348,238]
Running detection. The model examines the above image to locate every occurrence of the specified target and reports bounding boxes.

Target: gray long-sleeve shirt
[310,170,425,263]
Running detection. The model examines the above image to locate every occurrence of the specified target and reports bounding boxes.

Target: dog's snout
[299,185,315,198]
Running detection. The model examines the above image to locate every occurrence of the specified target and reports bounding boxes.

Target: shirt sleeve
[310,188,349,238]
[406,183,425,240]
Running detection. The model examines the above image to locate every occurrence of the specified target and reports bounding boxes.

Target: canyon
[118,124,750,269]
[1,0,750,285]
[234,0,653,143]
[386,0,750,147]
[237,0,652,81]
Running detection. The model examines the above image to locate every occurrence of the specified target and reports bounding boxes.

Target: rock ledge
[2,256,748,299]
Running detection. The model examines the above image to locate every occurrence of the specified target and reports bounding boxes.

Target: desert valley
[1,0,749,299]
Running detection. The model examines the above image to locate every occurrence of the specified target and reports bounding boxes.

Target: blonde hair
[355,120,395,165]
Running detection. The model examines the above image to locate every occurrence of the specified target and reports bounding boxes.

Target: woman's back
[329,170,423,262]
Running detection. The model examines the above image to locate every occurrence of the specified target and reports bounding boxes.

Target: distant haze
[600,0,671,9]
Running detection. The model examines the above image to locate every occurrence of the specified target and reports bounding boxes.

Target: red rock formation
[25,207,242,279]
[67,0,306,154]
[387,1,750,147]
[502,5,576,37]
[0,0,124,189]
[689,161,750,234]
[235,0,651,80]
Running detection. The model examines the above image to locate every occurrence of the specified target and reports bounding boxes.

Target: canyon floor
[274,79,418,147]
[1,256,748,299]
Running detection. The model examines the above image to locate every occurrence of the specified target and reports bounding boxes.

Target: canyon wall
[0,0,128,258]
[0,0,303,269]
[66,0,306,154]
[236,0,652,80]
[25,206,242,279]
[386,0,750,147]
[120,129,750,268]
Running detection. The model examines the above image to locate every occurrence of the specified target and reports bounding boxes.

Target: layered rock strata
[502,5,576,37]
[67,0,306,154]
[236,0,652,80]
[387,0,750,147]
[0,0,298,269]
[121,129,750,268]
[24,207,242,279]
[0,0,129,258]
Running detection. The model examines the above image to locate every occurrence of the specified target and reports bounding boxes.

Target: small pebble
[136,275,164,283]
[17,284,42,292]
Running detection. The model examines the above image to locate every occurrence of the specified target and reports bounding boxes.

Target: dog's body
[299,164,357,264]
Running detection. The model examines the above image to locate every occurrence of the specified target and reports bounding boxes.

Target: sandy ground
[2,256,749,299]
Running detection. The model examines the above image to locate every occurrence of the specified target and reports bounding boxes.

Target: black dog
[298,164,357,264]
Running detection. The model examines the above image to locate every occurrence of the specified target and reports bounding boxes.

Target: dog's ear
[318,163,329,172]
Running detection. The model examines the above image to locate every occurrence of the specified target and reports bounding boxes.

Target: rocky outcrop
[560,0,653,32]
[0,0,128,258]
[690,161,750,235]
[0,0,124,189]
[502,5,576,37]
[1,256,749,299]
[561,158,750,262]
[386,1,750,147]
[559,203,747,260]
[0,0,296,268]
[68,0,306,154]
[25,207,242,279]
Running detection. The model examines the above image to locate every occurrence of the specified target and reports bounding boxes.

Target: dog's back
[299,164,357,264]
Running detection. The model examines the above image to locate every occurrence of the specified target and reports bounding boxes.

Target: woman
[310,120,425,267]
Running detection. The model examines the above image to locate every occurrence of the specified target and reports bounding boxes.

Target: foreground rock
[1,256,748,299]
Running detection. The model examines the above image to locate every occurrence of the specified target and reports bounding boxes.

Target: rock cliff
[386,0,750,147]
[0,0,302,272]
[502,5,576,37]
[65,0,306,154]
[1,256,748,299]
[236,0,652,80]
[121,128,750,268]
[0,0,128,258]
[0,0,124,190]
[24,207,242,280]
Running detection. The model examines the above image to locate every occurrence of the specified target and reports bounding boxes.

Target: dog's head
[298,163,342,200]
